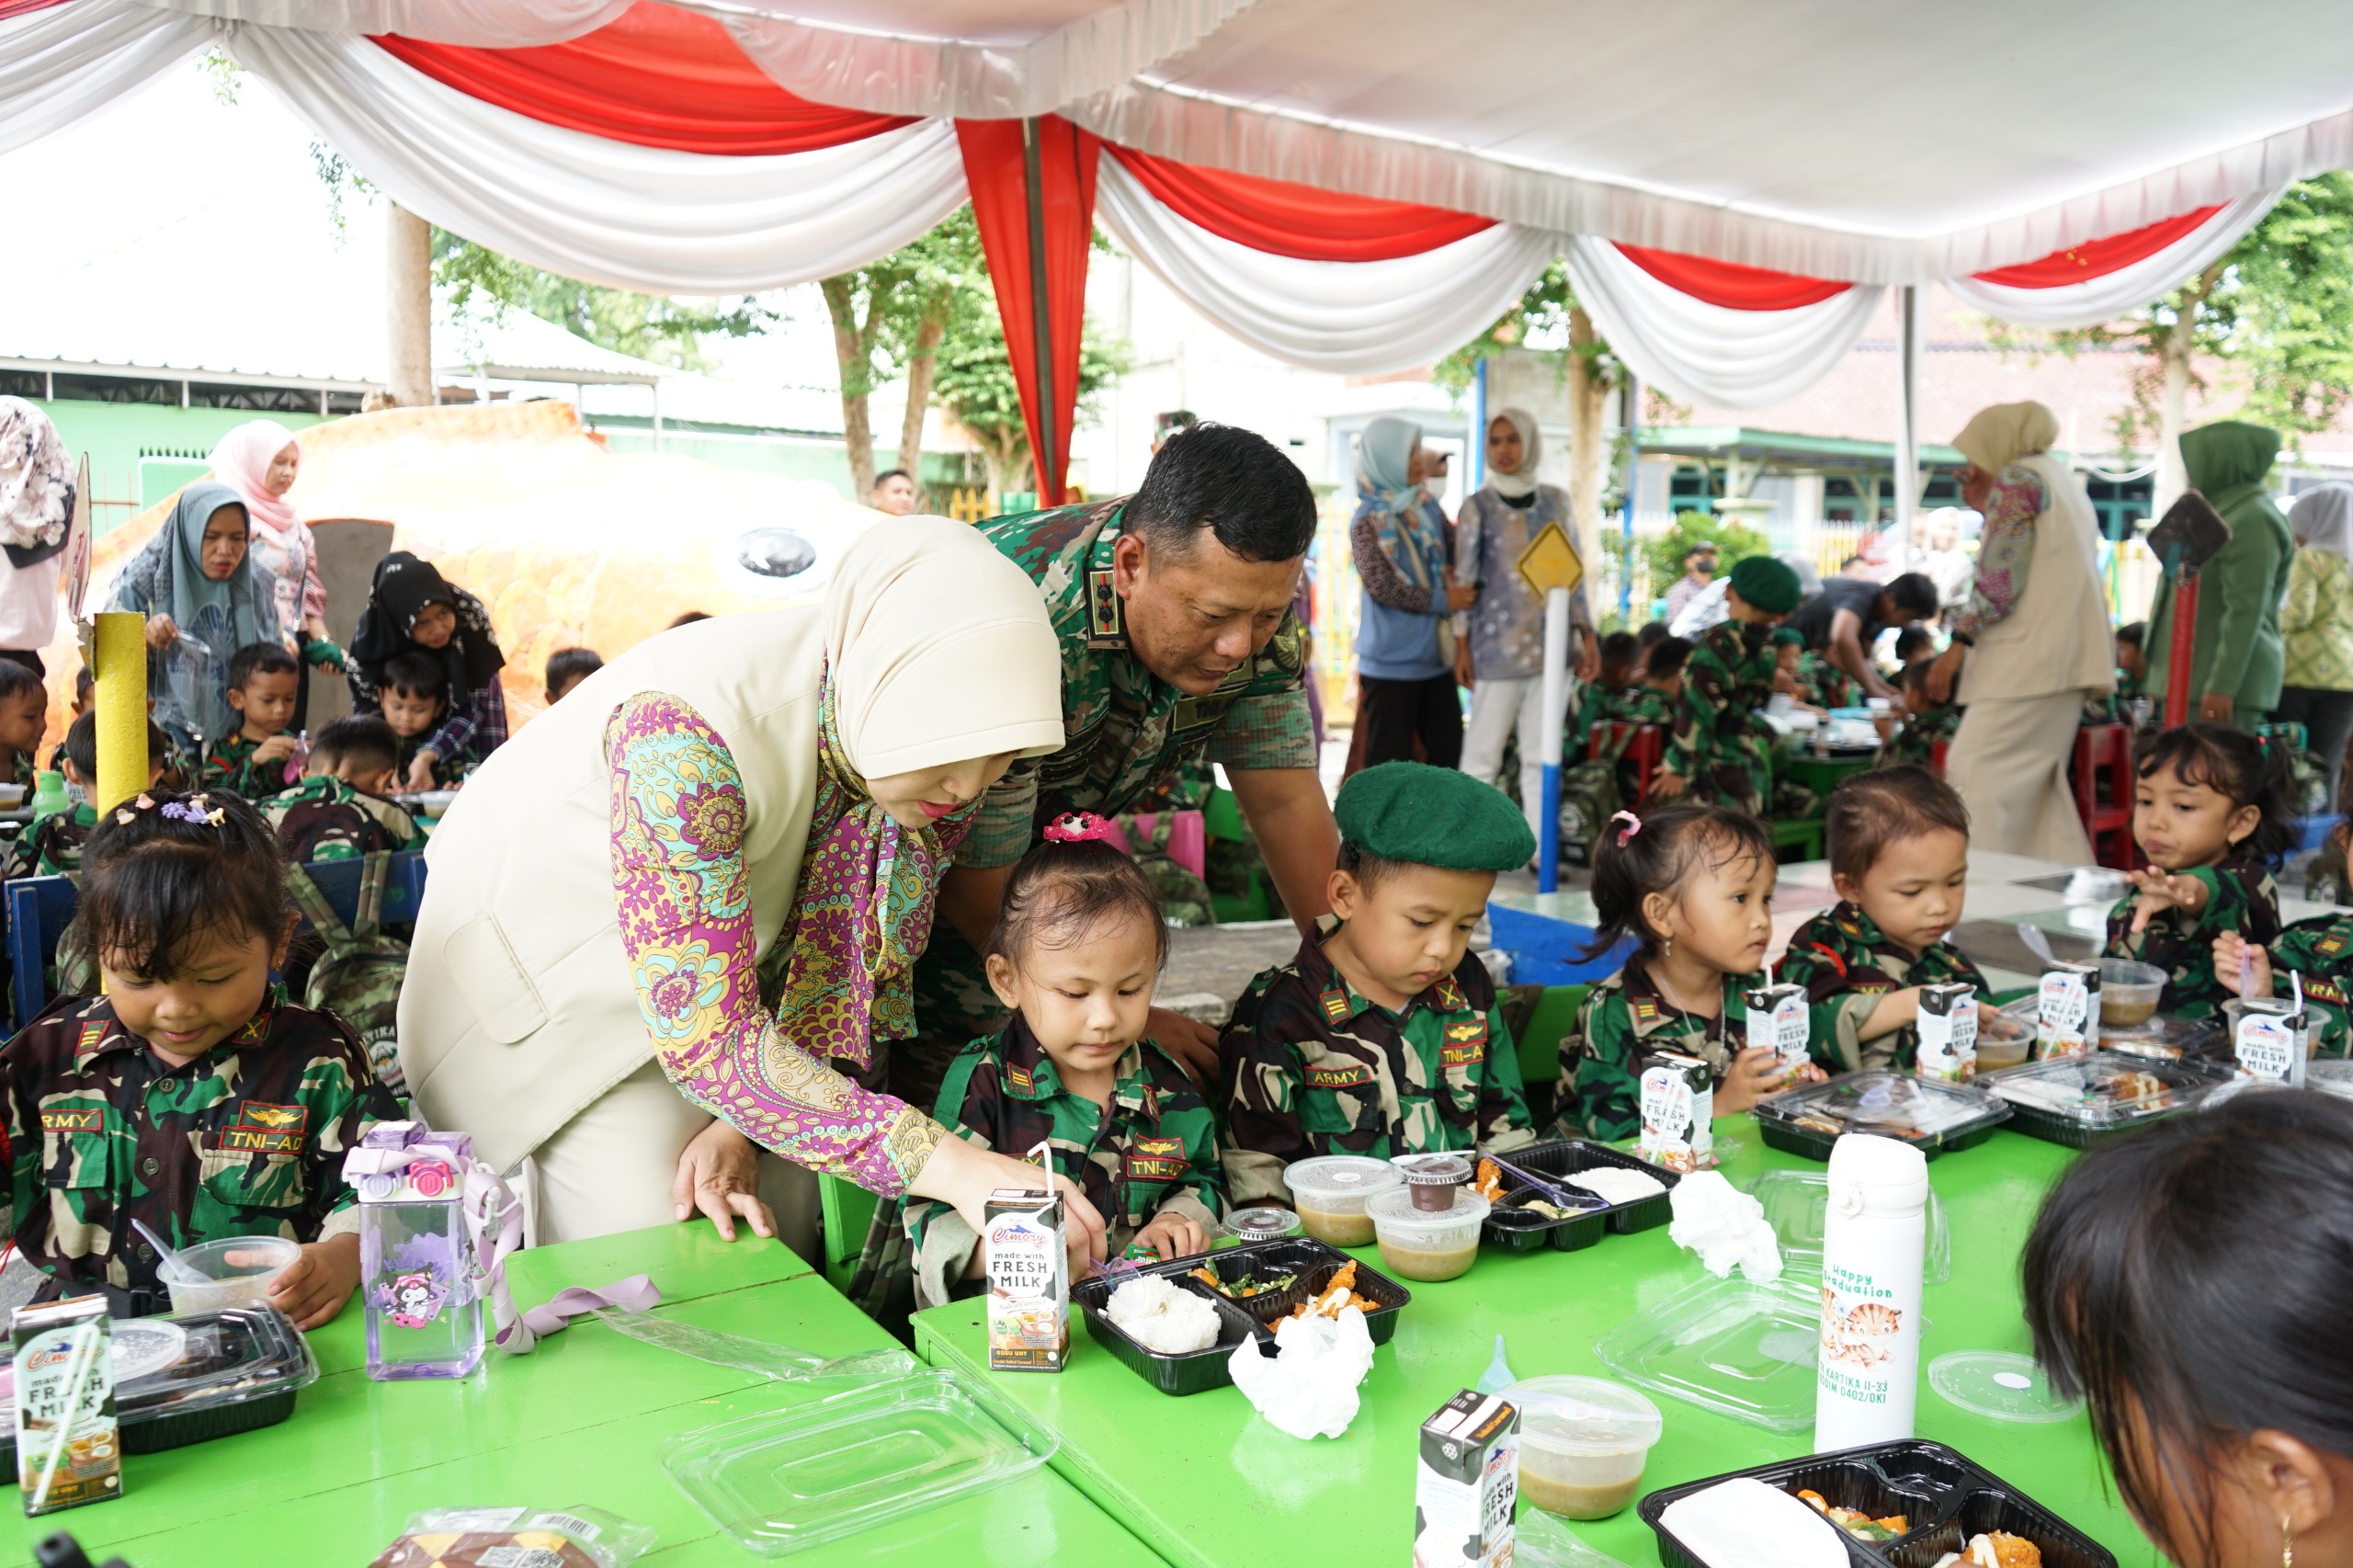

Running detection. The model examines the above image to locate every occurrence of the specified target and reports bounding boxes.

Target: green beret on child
[1335,762,1536,873]
[1728,554,1802,615]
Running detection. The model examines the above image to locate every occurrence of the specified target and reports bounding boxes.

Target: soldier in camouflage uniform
[1221,763,1540,1203]
[201,642,304,800]
[2216,911,2353,1056]
[1877,703,1961,768]
[900,1016,1223,1309]
[1775,902,1991,1072]
[264,774,421,863]
[1559,679,1678,854]
[2,800,96,881]
[1553,960,1763,1142]
[1654,557,1806,817]
[1794,649,1862,711]
[2106,848,2281,1018]
[200,731,294,801]
[0,992,398,1316]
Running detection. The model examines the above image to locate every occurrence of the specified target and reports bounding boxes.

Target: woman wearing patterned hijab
[1350,415,1472,770]
[0,397,74,676]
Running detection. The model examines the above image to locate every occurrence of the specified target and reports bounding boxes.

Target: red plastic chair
[2073,722,2139,870]
[1927,739,1949,777]
[1586,721,1665,804]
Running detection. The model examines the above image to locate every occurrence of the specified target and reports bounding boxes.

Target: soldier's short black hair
[1643,636,1693,679]
[227,642,298,692]
[1127,423,1314,564]
[77,788,290,983]
[544,647,603,698]
[312,715,400,777]
[1824,766,1971,885]
[1597,631,1640,684]
[986,825,1170,973]
[1583,804,1773,960]
[63,711,171,780]
[1636,620,1669,649]
[382,650,447,703]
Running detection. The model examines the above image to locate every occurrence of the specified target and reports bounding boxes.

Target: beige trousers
[519,1059,820,1265]
[1945,690,2095,862]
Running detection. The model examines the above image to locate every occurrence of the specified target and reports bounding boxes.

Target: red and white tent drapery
[0,0,2303,500]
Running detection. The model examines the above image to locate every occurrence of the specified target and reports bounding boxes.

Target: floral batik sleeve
[1947,466,2049,641]
[605,691,943,1198]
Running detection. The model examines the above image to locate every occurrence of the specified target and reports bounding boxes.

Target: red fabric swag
[371,1,915,155]
[957,117,1102,508]
[1971,204,2226,289]
[1107,146,1495,261]
[1613,244,1852,312]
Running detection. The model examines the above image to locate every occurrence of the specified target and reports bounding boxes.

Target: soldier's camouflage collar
[1081,499,1135,651]
[996,1014,1158,1118]
[1827,900,1889,951]
[67,996,282,1071]
[1615,957,1756,1041]
[1301,915,1469,1024]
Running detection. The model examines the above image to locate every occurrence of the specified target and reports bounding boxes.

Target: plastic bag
[368,1505,654,1568]
[1516,1509,1639,1568]
[155,631,223,756]
[591,1308,916,1384]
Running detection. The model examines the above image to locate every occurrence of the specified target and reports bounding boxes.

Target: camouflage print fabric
[1876,706,1962,768]
[0,993,397,1314]
[1794,650,1863,711]
[285,856,412,1096]
[1664,619,1794,818]
[2104,850,2281,1018]
[1,803,96,881]
[1553,956,1757,1142]
[2265,912,2353,1057]
[1221,923,1535,1206]
[1568,680,1615,759]
[395,728,477,784]
[1112,809,1215,926]
[262,776,421,864]
[1562,684,1676,849]
[897,1015,1224,1310]
[1773,901,1991,1072]
[7,749,33,790]
[200,732,289,801]
[909,498,1315,1061]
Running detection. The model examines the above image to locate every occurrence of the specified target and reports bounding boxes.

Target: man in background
[866,469,918,516]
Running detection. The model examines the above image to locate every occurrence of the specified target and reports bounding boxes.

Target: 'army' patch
[40,1108,102,1134]
[1318,988,1353,1023]
[1302,1062,1376,1090]
[2307,976,2347,1006]
[1086,569,1123,641]
[1433,976,1467,1011]
[1124,1135,1188,1182]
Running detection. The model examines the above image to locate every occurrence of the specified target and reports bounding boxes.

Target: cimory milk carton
[13,1295,118,1517]
[2036,960,2099,1058]
[1915,982,1978,1082]
[1745,983,1811,1075]
[1638,1051,1716,1172]
[983,1187,1069,1372]
[1414,1390,1519,1568]
[2233,997,2310,1086]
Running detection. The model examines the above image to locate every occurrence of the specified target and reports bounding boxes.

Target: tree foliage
[1643,512,1771,597]
[933,288,1131,498]
[816,208,987,494]
[431,232,772,372]
[1434,261,1584,393]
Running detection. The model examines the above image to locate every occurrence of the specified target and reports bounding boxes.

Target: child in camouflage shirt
[0,789,396,1324]
[1775,767,2011,1073]
[1654,556,1806,817]
[2214,906,2353,1057]
[1569,631,1642,756]
[262,715,422,864]
[902,814,1224,1310]
[2106,724,2292,1018]
[200,642,303,799]
[0,657,45,790]
[1559,638,1692,848]
[2,711,171,881]
[1555,803,1820,1146]
[1876,660,1962,769]
[1222,763,1539,1208]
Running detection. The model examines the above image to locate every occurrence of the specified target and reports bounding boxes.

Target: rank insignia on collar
[1319,987,1352,1023]
[1630,996,1660,1024]
[2319,929,2347,957]
[1086,568,1123,641]
[1005,1063,1034,1093]
[1433,976,1467,1011]
[74,1022,108,1056]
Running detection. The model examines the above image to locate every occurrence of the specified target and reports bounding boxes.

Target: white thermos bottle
[1813,1132,1928,1450]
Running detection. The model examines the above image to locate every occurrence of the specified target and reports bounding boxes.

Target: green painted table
[8,1225,1164,1566]
[1779,752,1877,799]
[914,1120,2164,1568]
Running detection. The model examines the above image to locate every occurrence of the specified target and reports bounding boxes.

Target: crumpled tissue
[1226,1305,1376,1439]
[1667,1171,1782,1282]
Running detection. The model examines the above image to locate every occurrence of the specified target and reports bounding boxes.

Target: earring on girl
[2281,1517,2294,1568]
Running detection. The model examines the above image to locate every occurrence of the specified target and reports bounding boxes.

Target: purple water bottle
[345,1123,486,1381]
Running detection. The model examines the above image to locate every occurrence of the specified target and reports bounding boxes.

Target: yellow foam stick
[92,610,147,816]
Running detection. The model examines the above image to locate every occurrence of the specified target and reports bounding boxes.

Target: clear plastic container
[1509,1375,1664,1519]
[1282,1155,1404,1247]
[661,1369,1058,1557]
[1927,1351,2083,1424]
[1746,1169,1950,1284]
[1220,1206,1303,1245]
[1750,1071,2009,1161]
[1366,1185,1487,1281]
[2311,1060,2353,1099]
[0,1306,317,1466]
[163,1234,300,1315]
[2098,959,2165,1027]
[1591,1272,1830,1432]
[1978,1051,2229,1145]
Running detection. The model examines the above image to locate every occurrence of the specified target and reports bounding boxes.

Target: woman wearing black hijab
[348,551,508,789]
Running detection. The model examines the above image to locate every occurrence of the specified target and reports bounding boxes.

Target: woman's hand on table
[911,1133,1107,1265]
[2213,931,2274,998]
[1145,1006,1221,1086]
[267,1233,361,1330]
[144,614,179,650]
[671,1119,778,1243]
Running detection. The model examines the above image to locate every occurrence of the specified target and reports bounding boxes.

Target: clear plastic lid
[1393,1153,1473,1187]
[1751,1070,2004,1140]
[1927,1350,2083,1423]
[2311,1060,2353,1099]
[1506,1375,1664,1457]
[1979,1051,2226,1127]
[1746,1169,1950,1284]
[1366,1184,1489,1235]
[0,1305,323,1425]
[1222,1206,1303,1243]
[1283,1154,1404,1210]
[1590,1273,1828,1433]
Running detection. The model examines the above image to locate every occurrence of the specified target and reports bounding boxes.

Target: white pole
[1538,585,1570,892]
[1893,284,1920,574]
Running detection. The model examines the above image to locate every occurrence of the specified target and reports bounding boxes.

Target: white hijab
[823,515,1064,780]
[1486,406,1541,501]
[2290,484,2353,563]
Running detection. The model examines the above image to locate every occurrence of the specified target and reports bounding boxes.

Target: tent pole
[1021,117,1058,505]
[1620,373,1641,621]
[1469,357,1488,493]
[1894,284,1919,574]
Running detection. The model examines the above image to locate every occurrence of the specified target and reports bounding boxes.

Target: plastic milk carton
[1915,983,1978,1082]
[1638,1051,1715,1172]
[13,1295,117,1517]
[984,1187,1069,1372]
[2036,961,2099,1058]
[1414,1389,1519,1568]
[1745,983,1810,1075]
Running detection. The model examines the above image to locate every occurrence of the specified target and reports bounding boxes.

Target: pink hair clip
[1609,810,1643,846]
[1043,811,1117,845]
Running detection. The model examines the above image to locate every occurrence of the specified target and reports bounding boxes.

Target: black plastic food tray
[0,1307,309,1468]
[1483,1140,1681,1234]
[1980,1054,2232,1148]
[1751,1076,2011,1164]
[1483,1186,1607,1253]
[1639,1440,2116,1568]
[1071,1238,1411,1395]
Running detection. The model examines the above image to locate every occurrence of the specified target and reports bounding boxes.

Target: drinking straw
[28,1320,101,1513]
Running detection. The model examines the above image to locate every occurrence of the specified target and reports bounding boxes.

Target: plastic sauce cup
[2098,959,2165,1027]
[1282,1156,1404,1248]
[1367,1186,1487,1281]
[1509,1375,1664,1519]
[163,1235,301,1316]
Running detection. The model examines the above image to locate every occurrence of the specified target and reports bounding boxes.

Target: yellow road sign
[1516,521,1585,598]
